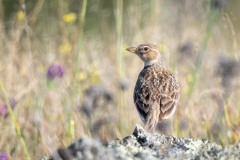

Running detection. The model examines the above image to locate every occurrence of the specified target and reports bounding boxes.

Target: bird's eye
[143,47,149,51]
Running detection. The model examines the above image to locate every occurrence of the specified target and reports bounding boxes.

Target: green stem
[115,0,123,77]
[0,79,31,160]
[223,98,231,128]
[76,0,88,68]
[115,0,123,132]
[187,8,219,97]
[19,0,34,76]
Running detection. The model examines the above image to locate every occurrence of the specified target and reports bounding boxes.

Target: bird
[126,44,180,132]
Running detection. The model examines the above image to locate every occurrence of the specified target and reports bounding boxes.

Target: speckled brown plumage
[126,44,180,132]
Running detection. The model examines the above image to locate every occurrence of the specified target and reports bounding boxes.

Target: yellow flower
[16,10,25,21]
[63,13,77,23]
[90,63,101,84]
[232,132,238,142]
[59,43,72,54]
[76,71,87,81]
[91,69,100,84]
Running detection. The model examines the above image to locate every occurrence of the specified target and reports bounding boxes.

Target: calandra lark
[126,44,180,132]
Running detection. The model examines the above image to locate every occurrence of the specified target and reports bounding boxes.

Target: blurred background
[0,0,240,159]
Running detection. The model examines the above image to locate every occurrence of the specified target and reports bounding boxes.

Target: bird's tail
[145,102,160,132]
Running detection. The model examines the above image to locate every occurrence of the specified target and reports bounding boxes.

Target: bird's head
[126,44,163,67]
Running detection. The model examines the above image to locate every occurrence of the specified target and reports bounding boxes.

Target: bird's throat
[144,59,159,67]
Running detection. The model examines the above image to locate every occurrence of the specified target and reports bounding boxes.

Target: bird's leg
[145,102,160,133]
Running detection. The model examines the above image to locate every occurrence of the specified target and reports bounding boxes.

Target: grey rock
[49,124,240,160]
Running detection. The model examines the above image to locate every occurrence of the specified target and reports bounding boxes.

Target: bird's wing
[159,71,180,118]
[134,77,150,122]
[160,92,178,113]
[134,67,179,122]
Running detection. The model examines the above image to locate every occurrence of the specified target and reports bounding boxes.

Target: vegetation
[0,0,240,159]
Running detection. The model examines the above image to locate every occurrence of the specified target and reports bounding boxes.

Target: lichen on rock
[48,124,240,160]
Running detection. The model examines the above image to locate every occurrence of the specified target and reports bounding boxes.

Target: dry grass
[1,0,240,159]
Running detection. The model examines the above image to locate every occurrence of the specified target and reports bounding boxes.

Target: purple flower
[0,98,17,118]
[0,152,7,160]
[47,64,65,80]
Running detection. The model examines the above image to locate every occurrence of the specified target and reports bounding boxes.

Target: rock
[48,124,240,160]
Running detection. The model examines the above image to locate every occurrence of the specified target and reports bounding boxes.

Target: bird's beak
[126,47,137,53]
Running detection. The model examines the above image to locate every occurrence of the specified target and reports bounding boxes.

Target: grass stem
[187,8,219,97]
[0,79,31,160]
[76,0,88,68]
